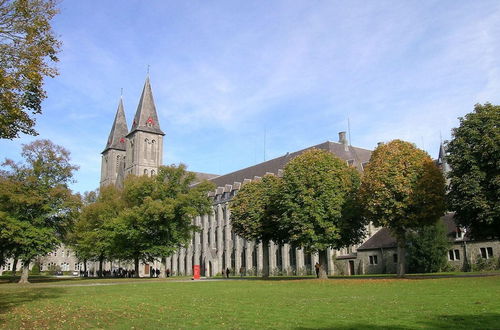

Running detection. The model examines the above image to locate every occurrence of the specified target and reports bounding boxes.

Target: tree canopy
[358,140,445,276]
[446,103,500,239]
[230,175,282,277]
[279,149,363,278]
[72,164,215,277]
[406,222,450,273]
[0,139,79,283]
[0,0,61,139]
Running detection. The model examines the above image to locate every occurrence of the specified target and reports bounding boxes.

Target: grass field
[0,276,499,329]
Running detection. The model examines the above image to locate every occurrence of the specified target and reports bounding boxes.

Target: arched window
[144,139,149,159]
[144,169,148,176]
[116,155,120,170]
[151,140,156,161]
[151,170,155,176]
[130,140,135,162]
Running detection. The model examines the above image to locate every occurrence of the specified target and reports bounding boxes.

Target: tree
[406,222,450,273]
[0,139,79,283]
[358,140,446,277]
[112,165,214,277]
[230,175,282,278]
[69,186,123,277]
[278,149,364,278]
[446,103,500,239]
[0,0,61,139]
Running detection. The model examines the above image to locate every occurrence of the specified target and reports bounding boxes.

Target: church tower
[100,97,129,187]
[125,76,165,176]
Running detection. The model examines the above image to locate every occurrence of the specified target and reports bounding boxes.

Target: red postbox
[193,265,200,280]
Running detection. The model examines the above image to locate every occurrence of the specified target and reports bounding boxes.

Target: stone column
[224,204,232,270]
[178,249,185,276]
[296,248,305,275]
[235,235,241,275]
[327,248,334,275]
[282,244,290,275]
[256,242,263,275]
[245,240,253,273]
[172,252,178,276]
[194,216,201,268]
[269,241,276,273]
[216,205,223,273]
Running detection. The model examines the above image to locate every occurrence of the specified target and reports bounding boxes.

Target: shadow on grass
[295,313,500,330]
[0,287,66,318]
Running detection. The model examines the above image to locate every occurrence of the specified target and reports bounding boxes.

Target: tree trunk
[318,250,328,279]
[18,259,30,284]
[262,240,270,278]
[159,257,166,278]
[463,241,469,272]
[98,256,104,278]
[83,259,87,276]
[12,255,18,276]
[134,256,140,278]
[397,239,406,277]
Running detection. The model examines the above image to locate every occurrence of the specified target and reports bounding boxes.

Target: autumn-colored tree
[230,175,282,278]
[279,149,364,278]
[0,140,80,283]
[112,165,214,277]
[0,0,61,139]
[446,103,500,239]
[358,140,445,276]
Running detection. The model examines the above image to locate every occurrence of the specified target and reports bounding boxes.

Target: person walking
[315,262,320,278]
[226,268,230,278]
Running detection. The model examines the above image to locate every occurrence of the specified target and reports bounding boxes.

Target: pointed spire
[103,98,129,153]
[129,76,165,136]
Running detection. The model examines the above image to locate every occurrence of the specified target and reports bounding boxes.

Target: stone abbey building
[3,77,496,276]
[99,77,376,277]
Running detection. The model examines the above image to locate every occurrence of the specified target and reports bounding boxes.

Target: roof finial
[147,64,150,76]
[120,87,123,97]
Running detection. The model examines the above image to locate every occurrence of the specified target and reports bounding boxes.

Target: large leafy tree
[112,165,214,277]
[230,175,282,278]
[69,186,123,277]
[0,139,79,283]
[446,103,500,239]
[0,0,61,139]
[358,140,446,276]
[279,149,364,278]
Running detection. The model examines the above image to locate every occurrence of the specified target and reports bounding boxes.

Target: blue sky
[1,0,499,194]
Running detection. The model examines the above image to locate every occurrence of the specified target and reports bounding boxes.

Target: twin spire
[102,76,164,153]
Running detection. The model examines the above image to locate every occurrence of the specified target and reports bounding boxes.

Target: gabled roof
[128,76,165,136]
[357,213,465,251]
[209,141,372,187]
[102,98,128,153]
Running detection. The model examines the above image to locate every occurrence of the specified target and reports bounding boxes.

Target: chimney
[338,131,348,150]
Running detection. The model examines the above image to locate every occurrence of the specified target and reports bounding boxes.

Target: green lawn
[0,276,499,329]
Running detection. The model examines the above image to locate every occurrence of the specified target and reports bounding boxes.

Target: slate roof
[128,76,165,136]
[102,98,128,153]
[192,171,219,183]
[357,213,461,251]
[209,140,372,187]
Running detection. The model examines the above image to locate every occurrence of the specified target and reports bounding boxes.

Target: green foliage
[230,175,282,243]
[0,0,61,139]
[446,103,500,239]
[30,261,40,274]
[93,165,215,270]
[279,149,364,252]
[0,139,79,282]
[471,257,499,272]
[406,222,450,273]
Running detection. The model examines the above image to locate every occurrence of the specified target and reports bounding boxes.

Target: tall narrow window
[151,170,155,176]
[116,155,120,171]
[151,140,156,161]
[144,139,149,159]
[130,140,135,162]
[144,169,148,176]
